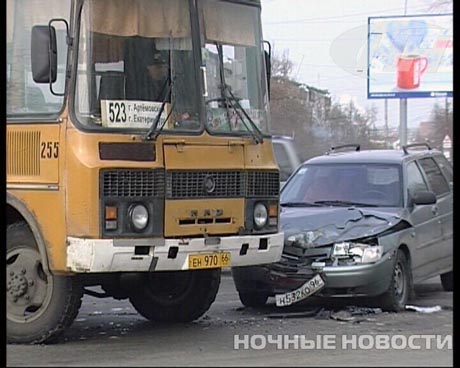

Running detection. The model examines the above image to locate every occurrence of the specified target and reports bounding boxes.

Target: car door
[405,160,443,282]
[417,156,452,277]
[433,155,453,257]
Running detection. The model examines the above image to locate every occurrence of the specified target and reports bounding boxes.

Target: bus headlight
[129,204,149,230]
[253,203,268,229]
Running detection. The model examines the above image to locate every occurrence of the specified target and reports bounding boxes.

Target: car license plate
[188,252,231,270]
[275,274,325,307]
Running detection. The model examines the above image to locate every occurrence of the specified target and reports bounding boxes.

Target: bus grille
[166,170,279,199]
[101,170,279,199]
[101,169,164,197]
[166,170,244,199]
[246,171,280,197]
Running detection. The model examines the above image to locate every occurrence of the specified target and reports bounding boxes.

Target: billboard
[367,14,452,99]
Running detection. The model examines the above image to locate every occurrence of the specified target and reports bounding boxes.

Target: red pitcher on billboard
[396,54,428,89]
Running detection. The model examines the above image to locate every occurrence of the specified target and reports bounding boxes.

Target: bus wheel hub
[8,272,29,299]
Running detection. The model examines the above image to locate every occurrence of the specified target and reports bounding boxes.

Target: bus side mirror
[264,50,271,93]
[263,40,272,98]
[31,25,58,84]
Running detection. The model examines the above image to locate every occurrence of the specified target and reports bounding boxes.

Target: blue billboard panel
[367,14,452,99]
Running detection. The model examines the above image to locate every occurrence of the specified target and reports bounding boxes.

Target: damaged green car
[232,143,453,311]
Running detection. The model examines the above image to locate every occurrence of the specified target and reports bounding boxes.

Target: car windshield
[281,163,403,207]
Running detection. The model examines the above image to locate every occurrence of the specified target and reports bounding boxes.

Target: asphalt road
[6,272,453,367]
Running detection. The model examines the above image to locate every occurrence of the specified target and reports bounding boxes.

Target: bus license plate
[188,252,231,270]
[275,274,325,307]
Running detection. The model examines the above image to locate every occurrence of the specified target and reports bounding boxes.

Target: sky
[260,0,453,129]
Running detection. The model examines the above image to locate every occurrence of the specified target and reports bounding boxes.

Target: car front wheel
[440,271,453,291]
[375,249,411,312]
[238,291,269,307]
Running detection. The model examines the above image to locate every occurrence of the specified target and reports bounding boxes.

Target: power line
[264,5,428,25]
[267,38,365,42]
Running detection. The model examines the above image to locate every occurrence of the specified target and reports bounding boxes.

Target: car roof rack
[402,142,432,154]
[326,144,360,155]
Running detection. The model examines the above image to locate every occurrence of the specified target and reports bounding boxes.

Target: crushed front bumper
[66,232,284,273]
[232,250,395,298]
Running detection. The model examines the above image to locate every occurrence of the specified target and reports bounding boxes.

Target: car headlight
[332,242,382,264]
[253,203,268,229]
[129,204,149,230]
[286,231,320,249]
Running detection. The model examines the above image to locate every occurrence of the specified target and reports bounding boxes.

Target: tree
[268,50,378,160]
[427,0,452,12]
[271,49,294,79]
[269,50,314,157]
[417,101,452,151]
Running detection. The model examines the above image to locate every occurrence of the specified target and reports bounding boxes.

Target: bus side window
[7,0,71,116]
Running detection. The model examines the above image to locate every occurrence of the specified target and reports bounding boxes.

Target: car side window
[273,143,292,181]
[406,161,428,197]
[434,154,453,186]
[418,157,450,196]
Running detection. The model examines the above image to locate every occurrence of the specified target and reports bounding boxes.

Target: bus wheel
[238,291,269,308]
[129,269,221,323]
[7,222,83,344]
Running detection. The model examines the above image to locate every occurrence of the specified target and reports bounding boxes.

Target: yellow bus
[6,0,283,344]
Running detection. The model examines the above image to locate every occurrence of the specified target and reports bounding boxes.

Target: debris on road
[266,305,383,322]
[266,309,320,319]
[405,305,444,313]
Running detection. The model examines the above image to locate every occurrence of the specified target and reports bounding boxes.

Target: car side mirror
[412,191,437,205]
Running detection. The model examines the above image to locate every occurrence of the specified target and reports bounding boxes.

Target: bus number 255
[41,142,59,159]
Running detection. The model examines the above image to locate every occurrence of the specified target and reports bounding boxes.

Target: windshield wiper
[150,100,176,141]
[280,201,323,207]
[314,200,379,207]
[143,75,175,141]
[214,44,264,144]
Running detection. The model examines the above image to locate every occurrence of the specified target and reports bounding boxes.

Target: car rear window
[418,157,450,196]
[434,154,453,185]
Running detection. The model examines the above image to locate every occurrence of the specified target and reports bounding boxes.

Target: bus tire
[129,269,221,323]
[7,222,83,344]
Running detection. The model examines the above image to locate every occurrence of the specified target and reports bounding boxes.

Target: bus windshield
[199,0,271,136]
[74,0,201,132]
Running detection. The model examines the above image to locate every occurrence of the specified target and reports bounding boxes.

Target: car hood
[280,206,408,246]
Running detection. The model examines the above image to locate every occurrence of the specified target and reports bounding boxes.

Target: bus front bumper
[66,233,284,273]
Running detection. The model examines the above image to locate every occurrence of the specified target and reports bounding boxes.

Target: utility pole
[445,97,448,128]
[384,99,389,147]
[399,0,409,148]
